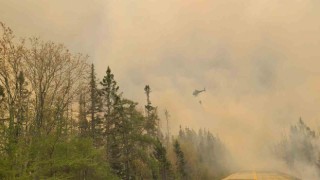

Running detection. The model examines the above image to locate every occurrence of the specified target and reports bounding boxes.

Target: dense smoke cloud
[1,0,320,176]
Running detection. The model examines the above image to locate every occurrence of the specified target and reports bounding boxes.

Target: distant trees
[172,127,232,179]
[174,140,187,179]
[273,118,320,176]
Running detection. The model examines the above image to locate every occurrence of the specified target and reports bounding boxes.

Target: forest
[2,18,320,179]
[0,22,232,179]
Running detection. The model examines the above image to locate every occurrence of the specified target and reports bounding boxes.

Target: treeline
[0,22,230,179]
[273,118,320,178]
[172,127,232,179]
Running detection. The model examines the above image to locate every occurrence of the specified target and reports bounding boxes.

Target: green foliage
[100,66,122,174]
[154,138,173,180]
[0,135,117,180]
[101,75,160,179]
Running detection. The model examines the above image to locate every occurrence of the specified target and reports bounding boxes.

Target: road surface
[223,171,300,180]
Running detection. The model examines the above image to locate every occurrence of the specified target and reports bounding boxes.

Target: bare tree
[23,38,89,135]
[0,22,27,155]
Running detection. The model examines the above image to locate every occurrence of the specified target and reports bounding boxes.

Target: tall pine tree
[89,64,103,145]
[100,66,122,175]
[144,85,159,138]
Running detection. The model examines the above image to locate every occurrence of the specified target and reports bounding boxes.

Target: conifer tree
[89,64,103,144]
[154,138,172,180]
[174,140,187,179]
[144,85,159,138]
[100,66,122,172]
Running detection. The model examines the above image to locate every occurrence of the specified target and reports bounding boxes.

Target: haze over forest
[1,0,320,179]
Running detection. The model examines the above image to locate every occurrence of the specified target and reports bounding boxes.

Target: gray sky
[2,0,320,169]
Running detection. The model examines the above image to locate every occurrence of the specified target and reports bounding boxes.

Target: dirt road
[222,171,300,180]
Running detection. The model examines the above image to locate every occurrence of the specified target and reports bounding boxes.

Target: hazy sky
[2,0,320,169]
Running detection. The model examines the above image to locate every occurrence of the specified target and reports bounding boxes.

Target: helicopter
[193,88,206,97]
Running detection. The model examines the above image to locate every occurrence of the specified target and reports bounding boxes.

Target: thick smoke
[273,119,320,179]
[1,0,320,177]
